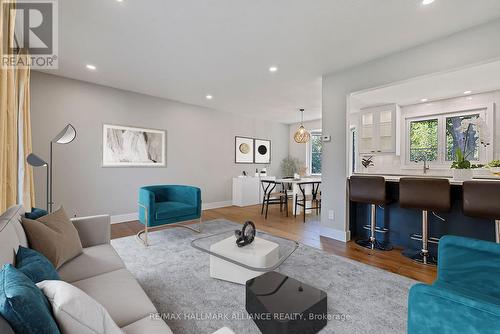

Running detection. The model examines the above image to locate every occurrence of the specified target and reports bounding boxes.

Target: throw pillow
[22,207,83,269]
[25,207,48,220]
[16,246,60,283]
[0,264,61,334]
[37,280,123,334]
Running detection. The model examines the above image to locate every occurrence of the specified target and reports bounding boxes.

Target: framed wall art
[102,124,166,167]
[235,136,254,164]
[254,138,271,164]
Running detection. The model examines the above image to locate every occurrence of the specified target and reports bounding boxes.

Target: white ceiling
[351,59,500,108]
[41,0,500,123]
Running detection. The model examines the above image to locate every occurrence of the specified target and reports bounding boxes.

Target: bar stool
[349,176,392,251]
[463,181,500,243]
[399,178,450,265]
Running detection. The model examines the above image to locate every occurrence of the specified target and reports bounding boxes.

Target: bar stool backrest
[399,178,451,212]
[349,176,386,205]
[463,181,500,219]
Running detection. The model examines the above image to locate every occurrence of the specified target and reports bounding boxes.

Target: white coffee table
[191,229,299,285]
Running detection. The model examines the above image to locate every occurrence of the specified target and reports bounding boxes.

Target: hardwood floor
[111,203,437,284]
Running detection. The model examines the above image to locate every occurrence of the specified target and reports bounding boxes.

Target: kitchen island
[348,174,500,256]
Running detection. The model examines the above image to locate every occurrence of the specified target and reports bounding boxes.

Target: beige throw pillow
[37,280,124,334]
[22,207,83,269]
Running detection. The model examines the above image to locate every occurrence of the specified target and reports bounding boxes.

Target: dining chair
[261,180,288,219]
[294,181,321,223]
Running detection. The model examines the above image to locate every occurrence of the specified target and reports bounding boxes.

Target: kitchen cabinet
[359,104,399,154]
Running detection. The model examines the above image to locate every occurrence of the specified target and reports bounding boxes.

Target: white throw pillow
[37,280,124,334]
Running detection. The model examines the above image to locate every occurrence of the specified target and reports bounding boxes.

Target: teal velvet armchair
[138,185,202,245]
[408,235,500,334]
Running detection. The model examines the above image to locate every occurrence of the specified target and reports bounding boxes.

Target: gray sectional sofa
[0,205,173,333]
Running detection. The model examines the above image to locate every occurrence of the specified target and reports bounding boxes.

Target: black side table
[246,271,327,334]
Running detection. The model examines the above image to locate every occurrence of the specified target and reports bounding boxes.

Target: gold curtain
[18,54,34,209]
[0,0,35,212]
[0,0,17,212]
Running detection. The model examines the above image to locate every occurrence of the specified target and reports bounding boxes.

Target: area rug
[111,220,416,334]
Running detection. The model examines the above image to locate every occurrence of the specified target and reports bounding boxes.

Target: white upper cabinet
[358,104,399,154]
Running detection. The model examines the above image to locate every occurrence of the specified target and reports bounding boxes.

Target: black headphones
[235,221,256,247]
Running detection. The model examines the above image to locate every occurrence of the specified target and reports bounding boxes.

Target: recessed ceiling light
[86,64,96,70]
[422,0,435,5]
[466,96,473,100]
[206,95,213,100]
[116,0,123,2]
[463,90,472,95]
[269,66,278,73]
[421,98,428,102]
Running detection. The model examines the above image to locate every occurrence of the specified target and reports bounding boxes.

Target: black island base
[245,271,327,334]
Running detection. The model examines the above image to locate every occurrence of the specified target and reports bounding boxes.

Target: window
[445,114,479,161]
[409,118,438,162]
[406,108,488,166]
[309,132,322,174]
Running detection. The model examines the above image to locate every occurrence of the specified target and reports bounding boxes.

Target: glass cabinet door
[359,112,375,153]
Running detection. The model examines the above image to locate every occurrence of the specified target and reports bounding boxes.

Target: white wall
[30,72,289,218]
[355,90,500,175]
[288,119,322,170]
[322,18,500,241]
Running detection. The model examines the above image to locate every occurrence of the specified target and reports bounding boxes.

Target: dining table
[274,177,322,215]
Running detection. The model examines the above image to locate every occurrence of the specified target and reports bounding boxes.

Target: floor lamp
[49,124,77,212]
[26,153,49,211]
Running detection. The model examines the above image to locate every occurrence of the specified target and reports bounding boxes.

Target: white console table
[232,176,275,207]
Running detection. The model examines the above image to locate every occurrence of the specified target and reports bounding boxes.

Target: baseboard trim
[202,200,232,210]
[320,226,351,242]
[111,213,138,224]
[110,200,233,224]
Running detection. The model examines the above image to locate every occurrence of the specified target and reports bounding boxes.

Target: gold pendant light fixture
[294,108,311,143]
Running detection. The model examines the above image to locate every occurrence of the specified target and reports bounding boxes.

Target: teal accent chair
[408,235,500,334]
[138,185,202,246]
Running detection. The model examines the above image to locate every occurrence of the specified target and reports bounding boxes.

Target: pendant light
[294,108,310,143]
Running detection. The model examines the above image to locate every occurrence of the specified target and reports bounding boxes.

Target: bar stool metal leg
[355,204,393,251]
[403,210,437,265]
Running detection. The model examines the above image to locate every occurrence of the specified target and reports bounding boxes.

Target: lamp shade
[293,108,310,143]
[53,124,76,144]
[26,153,48,167]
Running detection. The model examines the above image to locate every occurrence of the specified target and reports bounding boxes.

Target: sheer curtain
[0,0,35,212]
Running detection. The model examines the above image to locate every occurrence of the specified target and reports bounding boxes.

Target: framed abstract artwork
[235,136,254,164]
[102,124,166,167]
[254,139,271,164]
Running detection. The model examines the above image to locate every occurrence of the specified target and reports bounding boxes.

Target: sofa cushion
[0,264,61,334]
[16,246,60,283]
[155,201,197,220]
[57,244,125,283]
[121,316,173,334]
[0,206,28,266]
[72,269,157,328]
[22,207,83,269]
[37,280,123,334]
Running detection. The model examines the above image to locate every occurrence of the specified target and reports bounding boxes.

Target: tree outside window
[310,133,322,174]
[409,119,438,162]
[446,114,479,161]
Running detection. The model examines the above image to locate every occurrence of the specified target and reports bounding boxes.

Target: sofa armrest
[408,283,500,334]
[138,188,155,226]
[438,235,500,292]
[71,215,110,248]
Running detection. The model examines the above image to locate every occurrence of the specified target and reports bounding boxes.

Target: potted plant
[487,160,500,176]
[450,148,473,181]
[450,117,490,181]
[280,156,305,178]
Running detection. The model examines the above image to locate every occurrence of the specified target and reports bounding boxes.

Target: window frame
[403,105,492,169]
[307,130,322,176]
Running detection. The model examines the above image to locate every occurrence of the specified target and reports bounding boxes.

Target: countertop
[350,173,500,185]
